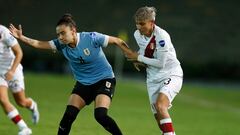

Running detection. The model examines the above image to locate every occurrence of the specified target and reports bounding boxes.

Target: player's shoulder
[80,31,99,37]
[80,32,99,40]
[0,24,7,30]
[154,25,169,36]
[51,38,66,50]
[0,25,9,33]
[134,30,141,38]
[154,25,171,41]
[134,30,144,43]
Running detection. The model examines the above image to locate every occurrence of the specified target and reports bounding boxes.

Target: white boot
[30,99,40,124]
[18,127,32,135]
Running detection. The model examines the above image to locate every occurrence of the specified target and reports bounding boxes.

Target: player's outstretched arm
[9,24,52,50]
[108,36,134,56]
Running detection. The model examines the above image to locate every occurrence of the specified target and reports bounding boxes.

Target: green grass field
[0,73,240,135]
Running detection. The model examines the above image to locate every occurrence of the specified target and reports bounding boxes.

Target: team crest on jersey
[150,43,155,49]
[105,81,111,88]
[159,40,165,47]
[83,48,90,56]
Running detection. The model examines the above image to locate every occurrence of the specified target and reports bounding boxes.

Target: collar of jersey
[66,33,80,49]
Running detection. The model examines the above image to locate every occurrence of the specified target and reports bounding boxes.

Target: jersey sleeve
[90,32,109,48]
[48,39,64,52]
[137,50,167,68]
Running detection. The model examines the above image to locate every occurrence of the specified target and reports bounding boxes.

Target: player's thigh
[147,82,162,114]
[12,90,27,103]
[95,94,111,109]
[0,86,9,101]
[0,77,9,100]
[159,76,183,103]
[69,81,99,109]
[68,94,86,110]
[94,78,116,109]
[8,67,25,93]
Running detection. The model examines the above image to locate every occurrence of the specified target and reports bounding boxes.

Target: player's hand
[126,51,139,61]
[4,70,14,81]
[133,62,146,71]
[9,24,23,39]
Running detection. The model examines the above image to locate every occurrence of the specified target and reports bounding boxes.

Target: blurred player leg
[0,85,32,134]
[94,94,122,135]
[155,93,175,135]
[58,94,84,135]
[13,91,40,124]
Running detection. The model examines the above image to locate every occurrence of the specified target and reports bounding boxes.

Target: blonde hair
[134,6,157,22]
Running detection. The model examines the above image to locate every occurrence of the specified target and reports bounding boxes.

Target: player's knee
[94,107,108,123]
[155,102,168,115]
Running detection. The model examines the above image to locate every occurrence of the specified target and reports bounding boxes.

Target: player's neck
[145,25,155,37]
[68,33,78,48]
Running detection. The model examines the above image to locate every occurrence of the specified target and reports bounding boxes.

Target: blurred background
[1,1,240,135]
[1,0,239,81]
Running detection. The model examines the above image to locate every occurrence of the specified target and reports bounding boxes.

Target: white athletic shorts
[0,65,25,93]
[147,75,183,114]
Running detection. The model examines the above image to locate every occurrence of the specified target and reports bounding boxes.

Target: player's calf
[58,105,79,135]
[94,107,122,135]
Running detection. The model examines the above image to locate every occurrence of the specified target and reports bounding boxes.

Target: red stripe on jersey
[160,123,174,133]
[12,115,22,124]
[144,36,156,58]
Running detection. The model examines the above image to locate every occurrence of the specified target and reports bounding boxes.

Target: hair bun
[62,13,73,20]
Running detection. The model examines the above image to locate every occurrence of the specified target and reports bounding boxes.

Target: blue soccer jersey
[49,32,114,85]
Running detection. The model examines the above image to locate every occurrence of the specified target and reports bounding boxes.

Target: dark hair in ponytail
[57,13,77,29]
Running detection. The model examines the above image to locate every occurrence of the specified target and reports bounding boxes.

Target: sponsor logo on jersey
[90,32,96,37]
[83,48,90,56]
[159,40,165,47]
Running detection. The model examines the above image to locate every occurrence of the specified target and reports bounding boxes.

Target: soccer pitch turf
[0,73,240,135]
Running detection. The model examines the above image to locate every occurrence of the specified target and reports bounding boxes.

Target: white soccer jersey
[134,25,183,83]
[0,25,19,75]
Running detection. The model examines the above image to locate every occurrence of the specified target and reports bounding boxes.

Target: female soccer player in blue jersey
[9,13,132,135]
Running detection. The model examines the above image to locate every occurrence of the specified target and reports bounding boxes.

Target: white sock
[29,98,35,110]
[7,109,28,130]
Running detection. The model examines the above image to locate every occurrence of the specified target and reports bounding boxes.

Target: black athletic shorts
[71,78,116,105]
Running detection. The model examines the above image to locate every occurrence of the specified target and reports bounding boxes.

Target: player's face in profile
[136,20,154,37]
[56,25,76,44]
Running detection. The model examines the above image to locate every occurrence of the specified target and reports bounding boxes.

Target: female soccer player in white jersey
[0,24,39,135]
[127,7,183,135]
[9,14,132,135]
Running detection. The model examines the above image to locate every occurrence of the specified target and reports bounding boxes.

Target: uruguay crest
[83,48,90,56]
